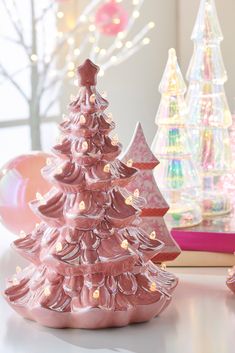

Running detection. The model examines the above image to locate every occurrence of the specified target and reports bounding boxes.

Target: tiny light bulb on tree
[89,94,96,103]
[79,201,85,211]
[82,141,88,151]
[125,195,133,205]
[103,164,110,173]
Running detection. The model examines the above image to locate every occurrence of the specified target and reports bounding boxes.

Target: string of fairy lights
[26,0,155,77]
[51,0,155,82]
[0,0,156,149]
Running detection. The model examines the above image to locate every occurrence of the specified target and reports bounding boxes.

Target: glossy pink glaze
[122,123,181,262]
[4,60,178,328]
[226,268,235,294]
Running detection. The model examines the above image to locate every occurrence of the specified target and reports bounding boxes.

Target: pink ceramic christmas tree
[227,267,235,294]
[4,59,178,329]
[122,123,181,262]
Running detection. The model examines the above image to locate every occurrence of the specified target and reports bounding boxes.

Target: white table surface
[0,225,235,353]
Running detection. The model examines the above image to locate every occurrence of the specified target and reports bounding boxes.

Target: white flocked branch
[0,0,155,149]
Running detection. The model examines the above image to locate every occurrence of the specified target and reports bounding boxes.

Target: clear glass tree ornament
[186,0,232,216]
[152,48,202,228]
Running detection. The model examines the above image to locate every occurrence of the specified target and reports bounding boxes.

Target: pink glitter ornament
[0,152,51,235]
[95,0,129,36]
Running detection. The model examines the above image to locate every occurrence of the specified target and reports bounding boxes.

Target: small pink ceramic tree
[122,123,181,262]
[4,59,178,329]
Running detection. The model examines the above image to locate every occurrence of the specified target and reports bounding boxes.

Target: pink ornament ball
[0,152,51,235]
[95,1,129,36]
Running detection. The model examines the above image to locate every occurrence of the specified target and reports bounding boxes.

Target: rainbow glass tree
[186,0,232,216]
[4,59,178,329]
[151,49,202,229]
[219,115,235,205]
[122,122,181,261]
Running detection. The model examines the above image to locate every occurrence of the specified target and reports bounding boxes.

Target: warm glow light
[133,10,140,18]
[149,231,156,240]
[127,159,133,167]
[116,41,123,49]
[68,62,75,70]
[134,189,139,197]
[107,112,113,122]
[30,54,38,62]
[92,289,100,299]
[228,268,235,277]
[111,134,119,146]
[148,21,155,29]
[44,286,51,296]
[67,37,74,45]
[80,114,86,124]
[125,195,133,205]
[89,93,96,103]
[113,18,121,24]
[56,242,63,252]
[82,141,88,151]
[111,56,117,62]
[80,15,87,23]
[57,31,63,38]
[103,164,110,173]
[125,41,133,48]
[121,239,129,250]
[79,201,85,211]
[74,48,81,56]
[150,282,157,292]
[142,37,150,45]
[16,266,22,274]
[62,114,69,122]
[89,36,96,43]
[99,48,106,56]
[89,24,96,32]
[67,71,75,78]
[46,158,52,166]
[13,277,19,286]
[19,230,26,238]
[36,192,45,203]
[57,11,64,19]
[118,31,125,39]
[56,167,63,175]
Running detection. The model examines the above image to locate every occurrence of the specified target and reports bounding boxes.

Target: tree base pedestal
[4,295,173,329]
[165,201,202,229]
